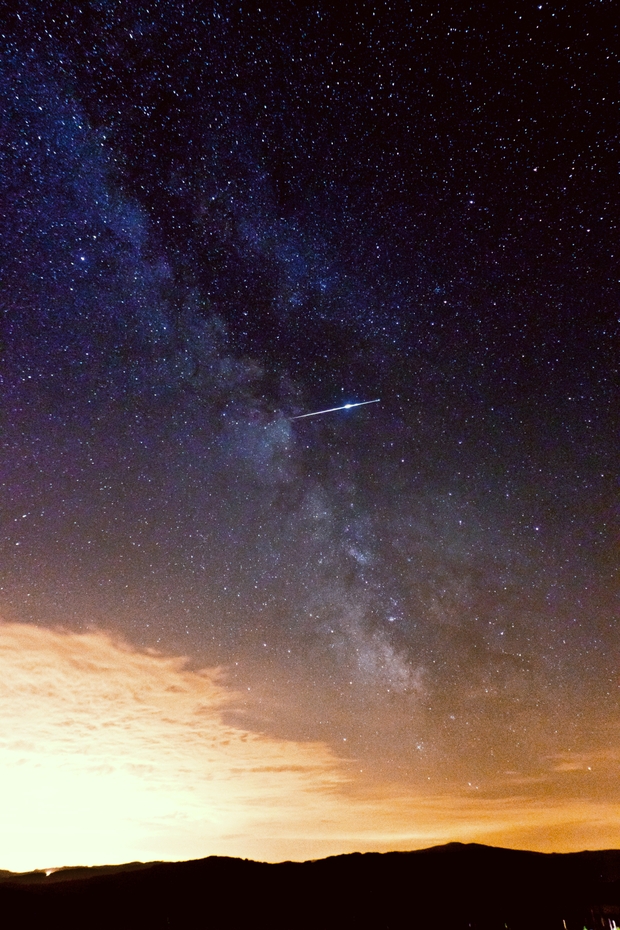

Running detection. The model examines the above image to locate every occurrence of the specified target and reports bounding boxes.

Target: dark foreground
[1,842,620,929]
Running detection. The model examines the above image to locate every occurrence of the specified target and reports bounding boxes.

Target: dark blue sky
[0,0,617,786]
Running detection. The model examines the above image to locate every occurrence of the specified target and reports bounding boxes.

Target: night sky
[0,1,618,868]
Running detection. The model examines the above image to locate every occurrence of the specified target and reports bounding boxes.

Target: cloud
[549,750,620,774]
[0,622,343,870]
[1,621,619,872]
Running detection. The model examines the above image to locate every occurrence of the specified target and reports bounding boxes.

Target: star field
[0,1,618,855]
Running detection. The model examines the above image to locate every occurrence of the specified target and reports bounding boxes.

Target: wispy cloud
[0,622,342,869]
[1,621,619,872]
[549,749,620,773]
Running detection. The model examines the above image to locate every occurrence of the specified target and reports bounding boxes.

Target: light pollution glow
[1,620,619,872]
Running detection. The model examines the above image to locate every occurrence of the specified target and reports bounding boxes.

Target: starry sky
[0,1,618,868]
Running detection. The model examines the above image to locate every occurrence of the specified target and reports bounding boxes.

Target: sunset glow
[1,622,618,872]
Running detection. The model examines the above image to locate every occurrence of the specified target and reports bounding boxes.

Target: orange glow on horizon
[1,621,619,872]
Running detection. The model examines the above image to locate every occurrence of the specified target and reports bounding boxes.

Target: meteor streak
[291,399,380,420]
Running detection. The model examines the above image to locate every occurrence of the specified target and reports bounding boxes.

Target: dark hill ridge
[1,843,620,929]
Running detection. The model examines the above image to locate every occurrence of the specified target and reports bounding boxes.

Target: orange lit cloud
[1,622,619,872]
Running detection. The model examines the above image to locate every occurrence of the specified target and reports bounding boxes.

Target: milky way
[0,2,618,865]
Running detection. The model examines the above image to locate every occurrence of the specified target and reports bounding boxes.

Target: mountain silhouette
[1,843,619,928]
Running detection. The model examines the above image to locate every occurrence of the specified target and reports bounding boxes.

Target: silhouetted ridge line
[1,844,619,929]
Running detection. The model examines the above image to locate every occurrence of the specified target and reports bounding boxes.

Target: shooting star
[291,399,380,420]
